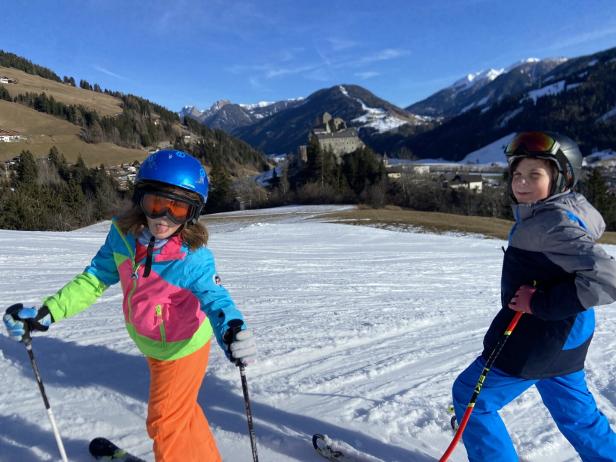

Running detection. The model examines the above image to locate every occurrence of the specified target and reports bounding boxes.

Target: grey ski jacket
[482,192,616,378]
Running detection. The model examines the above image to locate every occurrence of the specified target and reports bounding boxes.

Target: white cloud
[93,65,126,80]
[355,71,380,79]
[540,24,616,52]
[326,37,358,51]
[264,64,320,79]
[355,48,409,65]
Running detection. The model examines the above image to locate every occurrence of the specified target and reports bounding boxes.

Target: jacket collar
[511,190,571,222]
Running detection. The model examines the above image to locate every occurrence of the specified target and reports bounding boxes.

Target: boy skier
[452,131,616,461]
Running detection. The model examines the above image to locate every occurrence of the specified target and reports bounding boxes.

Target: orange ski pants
[146,342,221,462]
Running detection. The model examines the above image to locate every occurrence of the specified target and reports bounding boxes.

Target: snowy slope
[1,207,615,461]
[460,134,516,165]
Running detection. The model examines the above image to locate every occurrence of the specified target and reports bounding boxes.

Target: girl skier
[4,149,256,462]
[452,131,616,461]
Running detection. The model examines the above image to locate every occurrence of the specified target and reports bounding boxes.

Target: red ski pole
[439,311,523,462]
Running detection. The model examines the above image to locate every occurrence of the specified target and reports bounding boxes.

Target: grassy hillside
[0,99,147,165]
[0,66,149,165]
[322,207,616,245]
[0,66,122,117]
[0,64,268,171]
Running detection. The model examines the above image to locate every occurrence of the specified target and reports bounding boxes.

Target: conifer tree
[16,150,38,184]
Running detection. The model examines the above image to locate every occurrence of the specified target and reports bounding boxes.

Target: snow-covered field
[1,206,615,461]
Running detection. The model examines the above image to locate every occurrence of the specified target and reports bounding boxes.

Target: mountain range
[405,58,567,118]
[180,98,305,132]
[182,46,616,162]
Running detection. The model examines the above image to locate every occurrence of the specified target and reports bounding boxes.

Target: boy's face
[511,157,552,204]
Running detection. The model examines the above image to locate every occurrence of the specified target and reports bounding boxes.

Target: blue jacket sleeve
[43,225,118,321]
[84,226,121,287]
[185,247,244,350]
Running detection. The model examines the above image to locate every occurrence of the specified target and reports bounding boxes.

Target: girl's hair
[116,183,208,250]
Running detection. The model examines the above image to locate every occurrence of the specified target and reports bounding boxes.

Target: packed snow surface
[1,206,615,461]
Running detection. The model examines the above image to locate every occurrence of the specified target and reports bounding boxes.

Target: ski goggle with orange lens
[505,132,560,157]
[140,192,199,224]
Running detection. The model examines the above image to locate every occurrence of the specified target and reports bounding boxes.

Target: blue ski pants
[452,357,616,462]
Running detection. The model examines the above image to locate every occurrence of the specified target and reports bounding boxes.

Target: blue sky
[2,0,616,112]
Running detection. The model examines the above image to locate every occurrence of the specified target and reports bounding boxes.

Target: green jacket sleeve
[43,272,108,322]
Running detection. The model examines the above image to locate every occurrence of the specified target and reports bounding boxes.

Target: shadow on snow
[0,334,434,461]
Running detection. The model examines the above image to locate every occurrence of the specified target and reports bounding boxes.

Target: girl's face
[146,216,182,240]
[511,158,553,204]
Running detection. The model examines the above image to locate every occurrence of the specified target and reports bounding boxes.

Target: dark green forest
[0,148,124,230]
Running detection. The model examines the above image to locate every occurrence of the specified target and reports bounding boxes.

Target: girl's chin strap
[143,236,156,278]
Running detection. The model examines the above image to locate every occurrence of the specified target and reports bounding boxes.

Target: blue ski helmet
[136,150,209,204]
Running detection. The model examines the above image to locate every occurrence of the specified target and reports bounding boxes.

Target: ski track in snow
[0,206,615,461]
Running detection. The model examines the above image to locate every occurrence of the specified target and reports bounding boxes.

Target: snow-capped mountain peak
[209,99,231,111]
[239,101,275,110]
[453,68,505,91]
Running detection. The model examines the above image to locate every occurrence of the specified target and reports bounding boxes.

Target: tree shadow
[1,335,435,461]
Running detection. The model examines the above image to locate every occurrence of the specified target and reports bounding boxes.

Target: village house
[105,161,141,191]
[0,128,25,143]
[443,173,483,192]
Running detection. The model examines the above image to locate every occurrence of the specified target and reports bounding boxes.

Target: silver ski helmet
[505,131,583,196]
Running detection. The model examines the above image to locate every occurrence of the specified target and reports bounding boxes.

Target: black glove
[222,319,256,366]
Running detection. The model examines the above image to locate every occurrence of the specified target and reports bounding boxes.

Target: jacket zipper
[155,304,167,347]
[127,263,140,324]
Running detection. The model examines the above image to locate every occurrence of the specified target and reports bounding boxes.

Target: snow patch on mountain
[453,68,504,91]
[337,85,409,133]
[498,107,524,128]
[460,133,516,165]
[505,57,541,72]
[597,105,616,123]
[526,80,566,102]
[586,149,616,163]
[352,106,408,133]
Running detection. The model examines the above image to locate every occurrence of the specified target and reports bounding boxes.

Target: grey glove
[223,319,257,366]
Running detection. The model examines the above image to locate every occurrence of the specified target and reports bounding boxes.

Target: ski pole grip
[22,320,32,345]
[228,319,244,337]
[224,319,245,367]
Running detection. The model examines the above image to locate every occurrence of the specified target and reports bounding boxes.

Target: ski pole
[238,364,259,462]
[439,311,523,462]
[21,324,69,462]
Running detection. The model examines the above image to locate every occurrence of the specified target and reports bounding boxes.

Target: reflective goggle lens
[141,193,192,223]
[506,132,556,155]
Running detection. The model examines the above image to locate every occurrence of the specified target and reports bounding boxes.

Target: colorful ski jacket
[43,220,243,361]
[482,192,616,379]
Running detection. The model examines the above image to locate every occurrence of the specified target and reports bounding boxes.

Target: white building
[0,128,24,143]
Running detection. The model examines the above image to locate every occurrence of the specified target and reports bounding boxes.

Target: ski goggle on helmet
[139,189,201,224]
[134,150,209,224]
[505,131,583,195]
